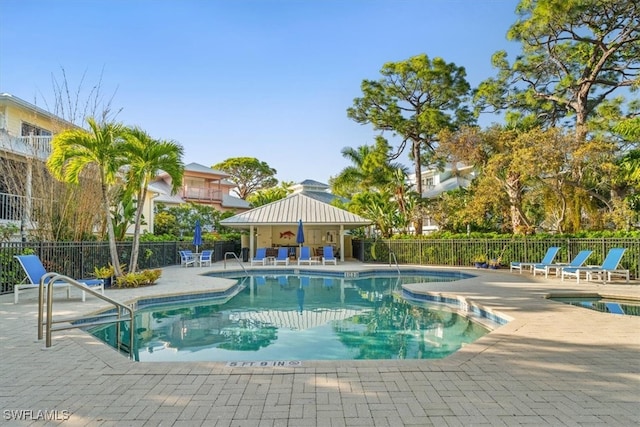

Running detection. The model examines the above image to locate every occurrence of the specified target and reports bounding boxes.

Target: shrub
[93,264,115,279]
[115,269,162,288]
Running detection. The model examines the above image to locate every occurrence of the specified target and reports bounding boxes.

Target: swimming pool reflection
[90,274,492,362]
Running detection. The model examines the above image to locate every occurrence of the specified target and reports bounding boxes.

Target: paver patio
[1,262,638,426]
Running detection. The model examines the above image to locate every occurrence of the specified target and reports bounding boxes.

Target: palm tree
[122,127,184,272]
[331,136,404,197]
[349,191,399,238]
[330,145,372,198]
[47,117,127,276]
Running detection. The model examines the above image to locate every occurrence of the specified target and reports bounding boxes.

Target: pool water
[89,272,494,362]
[550,297,640,316]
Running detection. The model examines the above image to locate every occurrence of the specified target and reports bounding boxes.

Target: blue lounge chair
[297,246,317,265]
[274,247,290,266]
[14,254,104,304]
[605,302,625,315]
[562,248,628,284]
[251,248,267,266]
[278,275,290,287]
[510,247,561,274]
[179,250,196,267]
[532,250,593,278]
[300,276,310,287]
[198,250,213,267]
[322,246,337,265]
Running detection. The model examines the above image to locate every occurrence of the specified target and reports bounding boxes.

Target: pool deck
[1,261,639,426]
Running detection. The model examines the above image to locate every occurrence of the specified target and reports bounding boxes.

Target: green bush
[115,269,162,288]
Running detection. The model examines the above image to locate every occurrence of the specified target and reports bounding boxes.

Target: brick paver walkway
[1,262,638,426]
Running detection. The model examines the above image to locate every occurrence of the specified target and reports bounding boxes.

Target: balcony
[180,187,224,202]
[0,134,52,160]
[0,192,44,222]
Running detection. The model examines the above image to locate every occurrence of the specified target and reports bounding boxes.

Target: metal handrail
[389,251,401,275]
[224,251,248,274]
[37,273,135,358]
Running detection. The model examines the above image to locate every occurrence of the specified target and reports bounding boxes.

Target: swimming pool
[549,296,640,316]
[89,270,501,362]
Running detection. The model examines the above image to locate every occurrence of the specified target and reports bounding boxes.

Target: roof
[220,193,372,228]
[0,93,78,129]
[296,179,328,189]
[184,162,230,177]
[222,194,251,209]
[301,190,347,205]
[148,180,183,204]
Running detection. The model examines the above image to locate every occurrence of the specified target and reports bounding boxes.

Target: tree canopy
[47,118,128,275]
[122,127,184,272]
[475,0,640,141]
[347,54,474,233]
[246,181,293,207]
[212,157,278,200]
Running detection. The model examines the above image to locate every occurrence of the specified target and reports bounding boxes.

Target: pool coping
[401,287,513,327]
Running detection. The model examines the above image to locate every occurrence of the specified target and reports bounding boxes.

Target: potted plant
[93,264,115,288]
[472,254,488,269]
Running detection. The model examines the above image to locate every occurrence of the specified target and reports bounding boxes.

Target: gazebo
[219,193,372,262]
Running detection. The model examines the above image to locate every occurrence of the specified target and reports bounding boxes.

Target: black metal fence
[352,238,640,279]
[0,240,240,295]
[2,238,637,296]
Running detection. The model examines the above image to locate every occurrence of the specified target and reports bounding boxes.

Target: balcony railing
[0,134,52,160]
[180,187,224,202]
[0,192,45,222]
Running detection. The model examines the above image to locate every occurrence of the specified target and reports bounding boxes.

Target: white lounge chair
[510,247,561,274]
[274,247,290,266]
[251,248,267,266]
[562,248,629,284]
[322,246,337,265]
[532,250,593,278]
[14,254,104,304]
[298,246,316,265]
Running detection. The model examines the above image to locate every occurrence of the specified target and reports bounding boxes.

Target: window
[21,122,52,137]
[422,176,434,188]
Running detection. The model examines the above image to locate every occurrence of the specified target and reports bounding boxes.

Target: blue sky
[0,0,520,184]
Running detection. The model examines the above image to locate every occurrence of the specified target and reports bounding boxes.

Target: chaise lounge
[561,247,629,284]
[532,249,593,278]
[510,246,561,274]
[322,246,337,265]
[14,254,105,304]
[274,247,290,266]
[297,246,317,265]
[251,248,267,266]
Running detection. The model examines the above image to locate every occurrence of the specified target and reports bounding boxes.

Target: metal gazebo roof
[219,193,371,229]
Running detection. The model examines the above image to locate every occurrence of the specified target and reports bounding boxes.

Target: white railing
[0,192,45,222]
[0,135,52,159]
[181,187,223,201]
